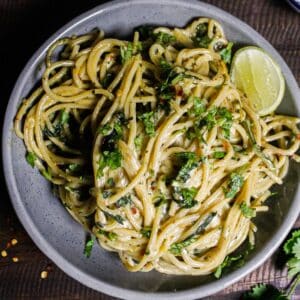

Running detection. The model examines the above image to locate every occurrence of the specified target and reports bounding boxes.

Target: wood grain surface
[0,0,299,299]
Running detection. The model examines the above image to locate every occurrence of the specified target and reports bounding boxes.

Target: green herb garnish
[212,151,226,159]
[84,236,94,258]
[98,229,118,241]
[224,172,244,199]
[219,42,233,65]
[170,236,197,255]
[154,32,176,46]
[240,202,256,219]
[199,107,233,139]
[242,283,289,300]
[58,110,69,125]
[159,59,173,77]
[107,178,115,187]
[172,186,197,208]
[134,136,143,149]
[42,168,52,181]
[98,124,112,136]
[242,228,300,299]
[193,23,211,48]
[141,227,152,238]
[26,152,36,168]
[120,42,133,64]
[175,152,199,182]
[97,149,122,178]
[138,111,155,137]
[115,194,132,207]
[102,190,112,199]
[170,213,216,255]
[102,210,124,225]
[68,163,80,172]
[188,96,206,117]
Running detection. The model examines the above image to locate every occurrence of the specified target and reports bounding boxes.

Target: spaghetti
[15,18,300,275]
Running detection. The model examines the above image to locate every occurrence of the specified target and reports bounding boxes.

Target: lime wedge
[230,46,285,116]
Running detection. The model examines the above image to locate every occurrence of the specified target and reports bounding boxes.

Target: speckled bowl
[2,0,300,299]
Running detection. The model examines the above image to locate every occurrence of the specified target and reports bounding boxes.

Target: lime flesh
[231,46,285,116]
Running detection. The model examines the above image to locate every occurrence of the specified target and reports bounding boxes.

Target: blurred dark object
[286,0,300,12]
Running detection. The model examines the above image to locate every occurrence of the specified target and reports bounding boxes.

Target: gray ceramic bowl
[2,0,300,299]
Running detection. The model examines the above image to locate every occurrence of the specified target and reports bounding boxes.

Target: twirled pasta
[15,18,300,275]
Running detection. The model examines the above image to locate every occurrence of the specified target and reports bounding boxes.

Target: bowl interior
[4,0,300,298]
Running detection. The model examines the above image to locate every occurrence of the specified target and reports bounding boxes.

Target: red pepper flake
[222,140,229,151]
[296,134,300,140]
[175,85,183,97]
[6,242,11,249]
[131,207,137,214]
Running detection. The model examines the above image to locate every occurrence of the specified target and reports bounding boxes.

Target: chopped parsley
[103,210,124,225]
[135,25,155,40]
[198,107,233,139]
[212,151,226,159]
[214,243,254,279]
[134,136,143,149]
[214,254,243,279]
[242,119,275,170]
[175,152,199,182]
[154,32,176,46]
[107,177,115,187]
[138,111,155,137]
[172,186,197,208]
[68,163,80,172]
[219,42,233,65]
[193,23,211,48]
[58,110,69,125]
[102,190,112,199]
[170,213,216,255]
[98,229,118,241]
[98,124,112,136]
[120,42,133,64]
[240,202,256,219]
[159,59,173,77]
[224,172,244,199]
[83,236,94,258]
[120,42,142,64]
[115,194,132,207]
[141,227,152,238]
[154,193,168,207]
[97,149,122,178]
[26,152,36,168]
[188,96,206,117]
[42,167,52,181]
[170,236,197,255]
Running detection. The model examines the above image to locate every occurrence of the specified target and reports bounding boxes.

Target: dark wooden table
[0,0,299,299]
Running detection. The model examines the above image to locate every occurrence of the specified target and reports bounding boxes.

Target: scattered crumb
[1,250,7,257]
[11,239,18,246]
[12,257,19,262]
[40,271,48,279]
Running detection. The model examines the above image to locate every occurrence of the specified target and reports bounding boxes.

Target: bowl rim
[2,0,300,299]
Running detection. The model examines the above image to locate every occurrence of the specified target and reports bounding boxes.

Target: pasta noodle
[14,18,300,275]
